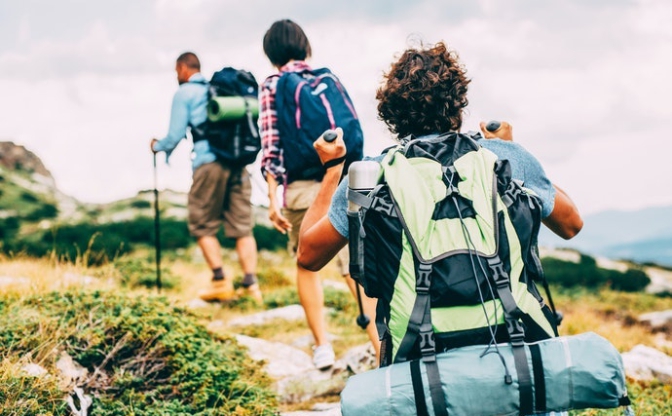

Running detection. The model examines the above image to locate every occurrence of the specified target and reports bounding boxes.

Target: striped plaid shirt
[259,60,312,185]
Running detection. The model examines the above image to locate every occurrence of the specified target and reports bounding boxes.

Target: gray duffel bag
[341,332,632,416]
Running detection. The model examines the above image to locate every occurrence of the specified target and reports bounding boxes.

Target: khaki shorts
[188,162,253,239]
[283,180,350,276]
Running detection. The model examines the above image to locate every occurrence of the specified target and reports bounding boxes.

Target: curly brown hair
[376,42,471,138]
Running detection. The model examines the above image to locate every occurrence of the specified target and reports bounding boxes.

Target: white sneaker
[312,344,335,370]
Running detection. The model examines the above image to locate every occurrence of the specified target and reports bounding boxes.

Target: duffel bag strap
[488,256,534,415]
[396,263,449,416]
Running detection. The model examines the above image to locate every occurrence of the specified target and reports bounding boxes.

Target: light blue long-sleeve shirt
[328,134,557,239]
[153,73,217,169]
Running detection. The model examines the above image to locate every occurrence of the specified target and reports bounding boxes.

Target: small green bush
[0,291,278,415]
[19,191,38,202]
[0,217,20,240]
[610,268,651,292]
[113,257,180,290]
[130,199,152,209]
[542,255,650,292]
[218,225,288,252]
[25,202,58,221]
[263,286,353,312]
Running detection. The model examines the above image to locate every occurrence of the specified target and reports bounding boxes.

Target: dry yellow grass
[2,250,672,414]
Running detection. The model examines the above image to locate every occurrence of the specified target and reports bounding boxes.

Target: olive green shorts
[283,180,350,276]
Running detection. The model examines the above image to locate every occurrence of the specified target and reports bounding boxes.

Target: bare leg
[344,274,381,361]
[197,235,223,270]
[235,235,257,274]
[297,264,328,346]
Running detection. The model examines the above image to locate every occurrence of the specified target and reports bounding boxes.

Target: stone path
[192,303,377,415]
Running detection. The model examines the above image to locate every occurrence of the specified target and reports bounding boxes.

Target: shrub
[25,202,58,221]
[263,286,352,312]
[0,217,20,240]
[0,291,278,415]
[610,268,651,292]
[218,225,288,252]
[112,257,180,290]
[542,254,606,288]
[20,191,38,202]
[542,255,651,292]
[130,199,152,209]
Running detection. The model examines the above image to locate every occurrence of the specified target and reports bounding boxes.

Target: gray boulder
[622,345,672,384]
[638,310,672,330]
[236,334,374,404]
[282,402,341,416]
[228,304,334,327]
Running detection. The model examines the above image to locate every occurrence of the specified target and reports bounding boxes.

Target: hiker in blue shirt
[151,52,261,304]
[297,41,582,416]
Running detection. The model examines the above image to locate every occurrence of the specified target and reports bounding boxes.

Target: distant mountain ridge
[3,141,669,265]
[0,140,270,228]
[540,205,672,267]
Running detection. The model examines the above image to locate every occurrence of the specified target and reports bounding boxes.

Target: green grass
[0,290,279,415]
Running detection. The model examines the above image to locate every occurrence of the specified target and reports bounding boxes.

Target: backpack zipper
[294,80,308,129]
[293,73,359,129]
[319,94,336,129]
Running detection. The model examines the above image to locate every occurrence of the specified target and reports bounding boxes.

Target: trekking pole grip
[323,129,338,143]
[485,120,501,132]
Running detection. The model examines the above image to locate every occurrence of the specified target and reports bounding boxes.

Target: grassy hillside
[1,246,672,414]
[0,165,282,265]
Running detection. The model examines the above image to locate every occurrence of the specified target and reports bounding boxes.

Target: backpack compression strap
[487,169,534,415]
[395,262,448,416]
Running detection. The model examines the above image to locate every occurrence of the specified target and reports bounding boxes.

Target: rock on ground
[236,334,373,404]
[645,267,672,295]
[622,344,672,384]
[228,304,333,327]
[638,309,672,330]
[282,402,341,416]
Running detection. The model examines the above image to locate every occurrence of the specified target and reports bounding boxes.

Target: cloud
[0,0,670,215]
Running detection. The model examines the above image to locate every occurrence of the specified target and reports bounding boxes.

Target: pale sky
[1,0,671,215]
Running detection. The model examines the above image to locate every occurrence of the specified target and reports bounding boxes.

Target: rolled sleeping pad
[208,96,259,122]
[341,332,630,416]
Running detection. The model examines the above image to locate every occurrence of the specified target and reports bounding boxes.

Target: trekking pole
[323,129,372,330]
[355,284,370,330]
[153,152,162,293]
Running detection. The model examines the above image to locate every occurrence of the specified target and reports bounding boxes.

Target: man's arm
[297,129,349,271]
[152,89,190,154]
[480,120,583,240]
[543,185,583,239]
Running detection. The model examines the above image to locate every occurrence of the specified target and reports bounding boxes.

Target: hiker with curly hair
[298,40,581,272]
[297,41,582,416]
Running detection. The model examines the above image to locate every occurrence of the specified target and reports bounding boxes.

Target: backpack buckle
[416,263,432,293]
[502,180,523,207]
[506,319,526,347]
[372,197,397,217]
[419,331,436,357]
[487,257,510,289]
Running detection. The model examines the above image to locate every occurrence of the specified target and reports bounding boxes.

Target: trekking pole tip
[356,314,370,330]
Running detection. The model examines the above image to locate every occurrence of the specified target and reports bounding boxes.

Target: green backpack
[347,132,561,415]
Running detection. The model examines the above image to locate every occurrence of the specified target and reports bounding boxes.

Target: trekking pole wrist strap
[323,156,346,169]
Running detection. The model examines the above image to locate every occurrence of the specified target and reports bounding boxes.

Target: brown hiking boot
[237,283,263,304]
[199,280,237,302]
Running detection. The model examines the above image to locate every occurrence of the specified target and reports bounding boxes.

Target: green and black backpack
[347,131,561,415]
